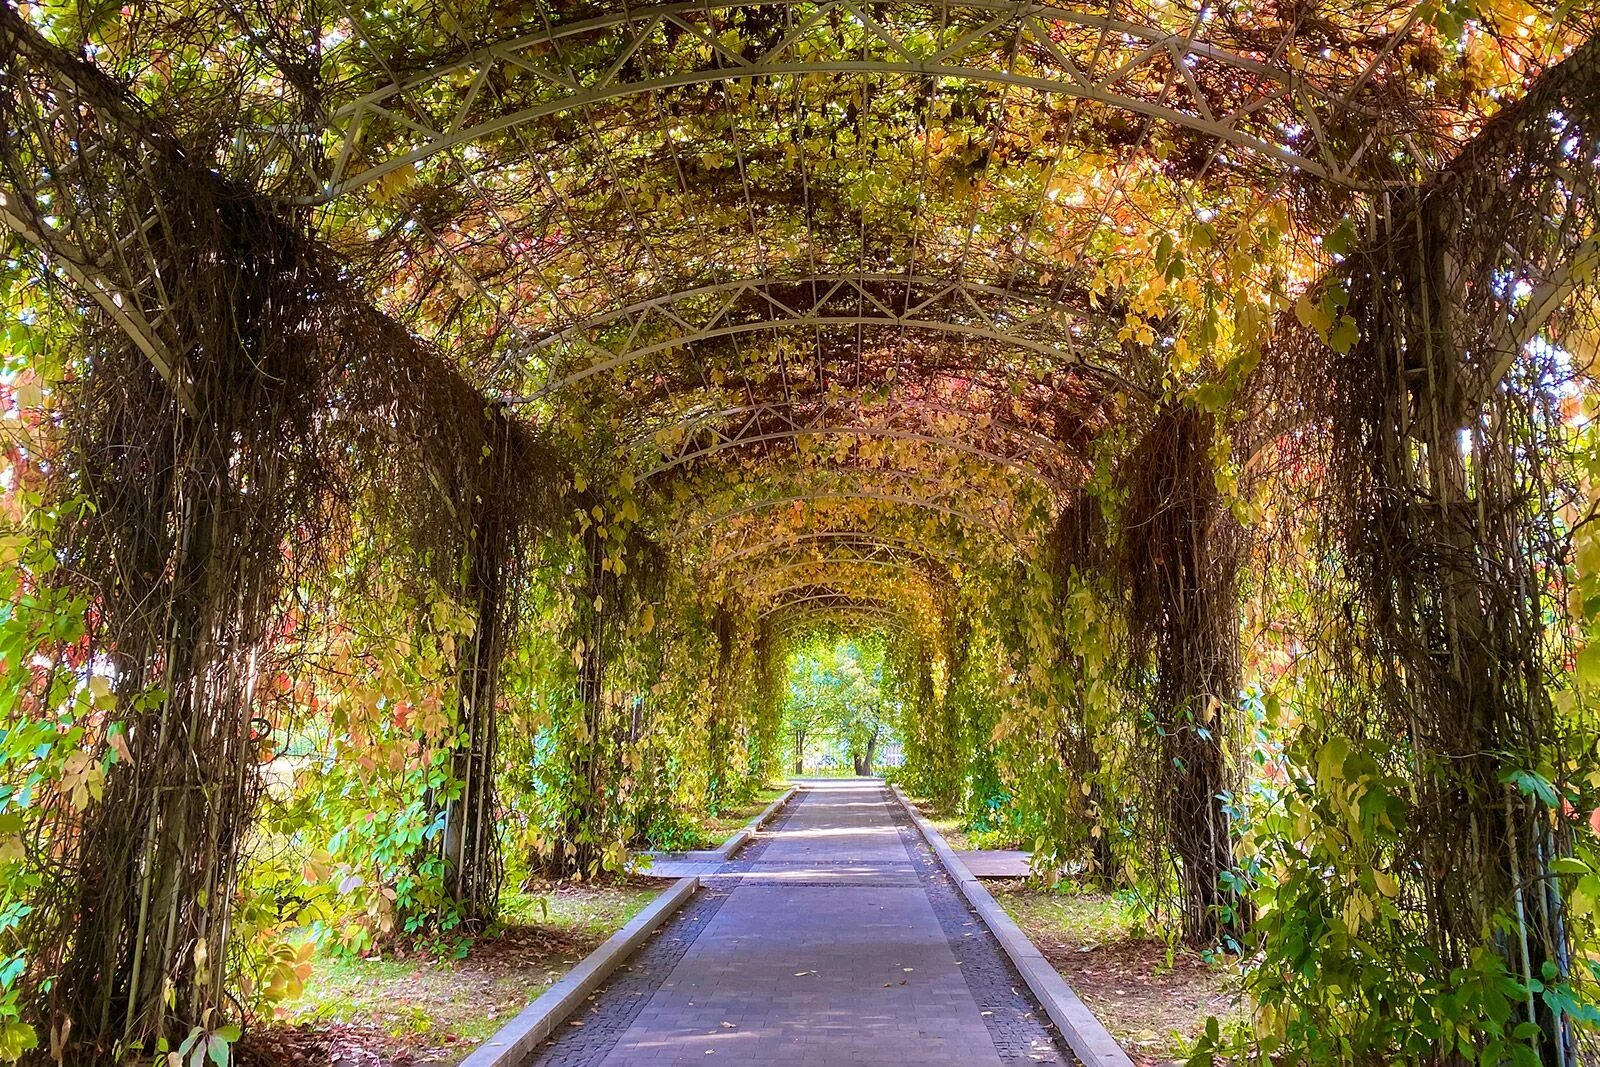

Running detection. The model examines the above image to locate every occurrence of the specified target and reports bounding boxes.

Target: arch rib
[496,274,1129,395]
[759,590,906,622]
[667,491,997,541]
[707,530,959,568]
[636,397,1073,471]
[731,554,952,590]
[645,424,1063,486]
[282,0,1381,203]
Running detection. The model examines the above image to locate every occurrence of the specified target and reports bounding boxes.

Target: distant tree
[782,632,900,775]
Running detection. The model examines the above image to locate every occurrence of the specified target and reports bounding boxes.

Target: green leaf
[1324,218,1357,257]
[1329,316,1359,354]
[1576,641,1600,686]
[177,1029,202,1058]
[1502,768,1558,807]
[1295,293,1331,335]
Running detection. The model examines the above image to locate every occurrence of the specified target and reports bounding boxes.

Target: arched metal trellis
[634,395,1078,488]
[743,553,938,579]
[704,529,961,569]
[3,1,1598,1060]
[758,588,908,623]
[270,0,1401,203]
[643,422,1070,488]
[501,274,1129,395]
[667,491,997,541]
[631,397,1072,462]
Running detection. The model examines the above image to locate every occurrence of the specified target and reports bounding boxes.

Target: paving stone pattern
[525,781,1075,1066]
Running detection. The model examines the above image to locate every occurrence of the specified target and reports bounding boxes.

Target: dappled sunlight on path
[525,781,1075,1066]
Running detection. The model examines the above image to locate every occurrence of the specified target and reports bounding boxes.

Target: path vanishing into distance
[525,780,1075,1066]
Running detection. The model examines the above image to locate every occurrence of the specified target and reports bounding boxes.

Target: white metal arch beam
[667,491,998,542]
[0,13,191,407]
[759,591,907,623]
[0,200,189,408]
[660,460,1045,529]
[732,554,952,591]
[282,0,1381,204]
[707,530,960,568]
[630,397,1073,465]
[644,423,1063,486]
[723,547,947,579]
[766,605,905,633]
[495,274,1130,395]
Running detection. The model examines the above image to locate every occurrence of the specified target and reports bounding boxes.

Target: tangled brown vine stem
[1246,33,1600,1061]
[1120,405,1250,947]
[439,410,560,928]
[48,184,331,1057]
[0,13,571,1053]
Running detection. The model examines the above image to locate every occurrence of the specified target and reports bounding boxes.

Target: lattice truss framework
[509,273,1130,397]
[1,1,1595,625]
[0,16,194,400]
[761,588,910,624]
[273,0,1417,200]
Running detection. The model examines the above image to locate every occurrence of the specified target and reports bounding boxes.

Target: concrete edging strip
[717,783,800,859]
[459,875,701,1067]
[890,784,1135,1067]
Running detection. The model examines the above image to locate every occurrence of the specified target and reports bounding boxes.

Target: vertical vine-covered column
[1122,405,1249,946]
[1046,497,1122,887]
[40,194,334,1055]
[438,412,528,926]
[548,518,610,878]
[749,620,785,784]
[927,603,972,807]
[706,602,739,808]
[542,479,664,879]
[1227,41,1600,1058]
[890,633,942,793]
[1320,180,1591,1059]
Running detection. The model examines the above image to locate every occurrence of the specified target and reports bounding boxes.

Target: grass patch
[902,794,974,850]
[688,785,789,849]
[993,883,1244,1066]
[242,879,665,1066]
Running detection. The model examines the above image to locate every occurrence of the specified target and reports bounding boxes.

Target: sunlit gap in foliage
[780,627,908,777]
[782,629,903,778]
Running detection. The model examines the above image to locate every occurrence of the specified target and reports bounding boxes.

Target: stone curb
[715,782,800,859]
[890,784,1135,1067]
[458,875,701,1067]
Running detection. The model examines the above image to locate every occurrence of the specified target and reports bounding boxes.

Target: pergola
[0,1,1597,1061]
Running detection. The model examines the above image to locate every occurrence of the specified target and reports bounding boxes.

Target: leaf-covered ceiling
[18,0,1591,625]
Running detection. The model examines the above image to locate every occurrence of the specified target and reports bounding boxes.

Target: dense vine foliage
[0,0,1598,1063]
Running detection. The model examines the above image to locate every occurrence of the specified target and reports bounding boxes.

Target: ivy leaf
[1575,642,1600,686]
[1294,293,1330,336]
[1323,218,1357,257]
[1328,316,1359,354]
[1501,768,1558,808]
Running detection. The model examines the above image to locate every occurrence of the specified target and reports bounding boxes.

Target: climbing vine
[0,1,1597,1063]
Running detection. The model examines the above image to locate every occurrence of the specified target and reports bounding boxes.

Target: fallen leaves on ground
[995,886,1242,1067]
[238,905,636,1066]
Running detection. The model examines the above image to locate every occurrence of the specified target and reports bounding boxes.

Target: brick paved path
[525,780,1074,1066]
